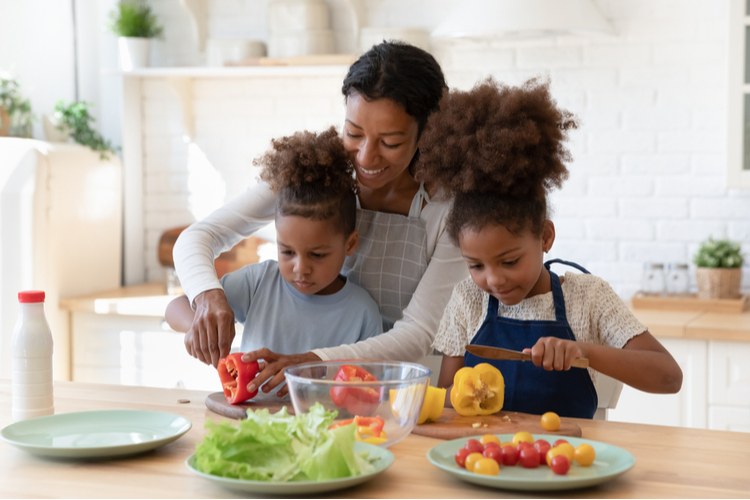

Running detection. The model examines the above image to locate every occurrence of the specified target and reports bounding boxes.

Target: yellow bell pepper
[449,363,504,416]
[418,385,446,424]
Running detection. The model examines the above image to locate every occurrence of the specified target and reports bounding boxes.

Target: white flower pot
[118,37,151,71]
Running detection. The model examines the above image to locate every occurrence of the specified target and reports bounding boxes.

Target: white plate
[185,442,394,494]
[427,434,635,492]
[1,410,192,458]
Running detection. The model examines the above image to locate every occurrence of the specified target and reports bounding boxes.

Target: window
[729,0,750,187]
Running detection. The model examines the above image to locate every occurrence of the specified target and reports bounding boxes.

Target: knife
[465,345,589,369]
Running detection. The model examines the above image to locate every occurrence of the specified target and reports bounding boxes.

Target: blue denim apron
[464,259,598,419]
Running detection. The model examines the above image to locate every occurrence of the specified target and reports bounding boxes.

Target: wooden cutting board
[411,408,582,440]
[204,392,294,420]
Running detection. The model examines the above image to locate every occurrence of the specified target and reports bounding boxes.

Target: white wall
[136,0,748,299]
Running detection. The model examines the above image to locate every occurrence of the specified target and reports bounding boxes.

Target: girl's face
[458,221,556,306]
[343,92,420,191]
[275,215,358,296]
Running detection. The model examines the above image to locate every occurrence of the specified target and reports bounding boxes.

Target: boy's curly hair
[415,77,578,242]
[255,126,358,235]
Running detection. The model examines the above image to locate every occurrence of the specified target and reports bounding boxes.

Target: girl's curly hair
[415,77,578,242]
[255,126,358,235]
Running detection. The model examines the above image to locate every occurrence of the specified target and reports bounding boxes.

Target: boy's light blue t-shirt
[220,260,383,354]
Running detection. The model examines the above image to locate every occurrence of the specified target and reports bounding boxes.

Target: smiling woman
[172,41,469,394]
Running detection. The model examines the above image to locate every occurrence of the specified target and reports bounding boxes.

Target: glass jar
[641,263,666,296]
[665,263,691,296]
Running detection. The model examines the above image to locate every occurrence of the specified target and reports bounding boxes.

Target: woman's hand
[241,348,321,397]
[184,289,236,368]
[523,337,587,372]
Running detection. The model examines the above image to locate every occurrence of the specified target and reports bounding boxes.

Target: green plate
[427,434,635,492]
[1,410,191,458]
[185,442,394,495]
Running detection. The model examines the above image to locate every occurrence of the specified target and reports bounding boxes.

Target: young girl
[415,78,683,419]
[166,127,382,389]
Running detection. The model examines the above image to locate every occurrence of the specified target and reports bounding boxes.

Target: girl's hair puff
[255,126,358,235]
[415,77,578,242]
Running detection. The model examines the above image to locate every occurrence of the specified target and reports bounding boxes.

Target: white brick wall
[138,0,749,298]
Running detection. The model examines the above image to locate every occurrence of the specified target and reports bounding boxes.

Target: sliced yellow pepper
[356,430,388,445]
[418,385,446,424]
[449,363,504,416]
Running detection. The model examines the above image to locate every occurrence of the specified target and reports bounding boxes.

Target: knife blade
[465,345,589,369]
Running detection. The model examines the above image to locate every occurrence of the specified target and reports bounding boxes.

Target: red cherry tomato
[483,442,501,452]
[534,440,552,465]
[519,447,540,468]
[517,441,534,453]
[465,439,484,455]
[501,445,519,466]
[455,448,471,468]
[482,445,503,465]
[550,454,570,475]
[554,438,569,447]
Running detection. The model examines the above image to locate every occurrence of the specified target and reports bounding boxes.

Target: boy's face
[275,215,358,296]
[458,221,555,306]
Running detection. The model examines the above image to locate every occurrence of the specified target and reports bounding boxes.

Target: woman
[173,41,469,396]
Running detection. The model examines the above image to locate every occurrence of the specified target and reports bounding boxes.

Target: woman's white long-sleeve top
[172,181,469,362]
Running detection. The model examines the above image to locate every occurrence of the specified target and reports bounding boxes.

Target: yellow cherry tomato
[540,412,561,431]
[473,457,500,476]
[546,446,568,466]
[501,441,514,448]
[512,431,534,445]
[574,443,596,467]
[555,443,575,463]
[480,434,501,447]
[465,452,484,472]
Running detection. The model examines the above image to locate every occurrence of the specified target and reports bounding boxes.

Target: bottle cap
[18,291,45,303]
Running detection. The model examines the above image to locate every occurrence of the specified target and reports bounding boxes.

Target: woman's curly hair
[255,126,358,235]
[415,77,578,242]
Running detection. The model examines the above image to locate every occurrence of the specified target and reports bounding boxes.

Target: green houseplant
[693,238,744,300]
[0,75,34,138]
[108,1,164,71]
[53,100,118,160]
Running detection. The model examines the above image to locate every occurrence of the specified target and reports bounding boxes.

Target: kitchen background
[1,0,748,431]
[2,0,747,297]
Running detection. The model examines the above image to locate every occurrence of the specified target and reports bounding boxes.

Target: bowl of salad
[285,360,432,448]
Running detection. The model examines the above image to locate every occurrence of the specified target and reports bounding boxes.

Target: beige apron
[343,183,429,331]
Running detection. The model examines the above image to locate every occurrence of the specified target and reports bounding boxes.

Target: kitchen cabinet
[609,309,750,432]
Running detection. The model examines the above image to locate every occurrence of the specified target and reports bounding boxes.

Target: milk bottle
[12,290,54,421]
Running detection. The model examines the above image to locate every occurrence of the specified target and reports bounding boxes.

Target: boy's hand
[241,348,321,397]
[185,289,235,368]
[523,337,587,371]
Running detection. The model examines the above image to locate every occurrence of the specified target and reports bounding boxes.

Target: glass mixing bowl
[285,360,431,448]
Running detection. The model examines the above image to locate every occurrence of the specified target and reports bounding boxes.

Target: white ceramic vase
[42,115,70,143]
[118,37,151,71]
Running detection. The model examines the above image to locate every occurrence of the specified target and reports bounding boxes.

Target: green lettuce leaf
[195,403,375,482]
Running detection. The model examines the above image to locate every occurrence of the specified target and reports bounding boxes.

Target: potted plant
[53,100,119,160]
[108,1,164,71]
[693,237,745,300]
[0,75,34,138]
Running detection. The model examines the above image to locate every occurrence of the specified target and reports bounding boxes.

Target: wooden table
[2,380,749,498]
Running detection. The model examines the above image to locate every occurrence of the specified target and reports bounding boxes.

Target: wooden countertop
[59,283,750,343]
[1,380,749,498]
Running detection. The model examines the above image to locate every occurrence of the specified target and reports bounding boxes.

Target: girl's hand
[241,348,321,397]
[523,337,587,371]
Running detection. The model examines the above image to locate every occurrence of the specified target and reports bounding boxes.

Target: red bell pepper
[329,364,382,416]
[217,353,259,404]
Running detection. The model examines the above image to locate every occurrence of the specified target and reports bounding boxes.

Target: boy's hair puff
[255,126,358,235]
[415,77,578,241]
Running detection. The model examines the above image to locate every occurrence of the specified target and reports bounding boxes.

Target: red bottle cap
[18,291,45,303]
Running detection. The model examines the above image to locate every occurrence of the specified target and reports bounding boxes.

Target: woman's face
[343,92,420,191]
